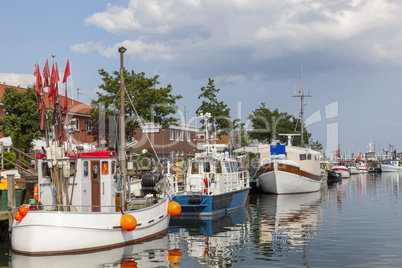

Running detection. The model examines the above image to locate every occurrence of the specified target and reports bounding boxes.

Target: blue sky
[1,0,402,157]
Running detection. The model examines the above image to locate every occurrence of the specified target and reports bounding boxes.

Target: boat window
[216,162,222,173]
[111,161,116,174]
[42,162,51,177]
[191,162,199,174]
[102,161,108,175]
[300,154,306,161]
[83,161,89,177]
[225,162,231,173]
[307,154,311,160]
[204,162,211,173]
[229,162,235,173]
[93,164,98,179]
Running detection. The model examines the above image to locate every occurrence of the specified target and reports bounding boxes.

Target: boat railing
[29,198,156,213]
[168,170,250,195]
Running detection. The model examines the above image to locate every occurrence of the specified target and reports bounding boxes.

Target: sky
[1,0,402,157]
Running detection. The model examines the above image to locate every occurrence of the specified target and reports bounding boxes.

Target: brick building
[0,83,95,145]
[130,123,199,160]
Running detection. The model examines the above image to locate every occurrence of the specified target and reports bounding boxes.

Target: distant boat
[348,166,359,175]
[327,169,342,184]
[331,165,350,178]
[381,160,402,172]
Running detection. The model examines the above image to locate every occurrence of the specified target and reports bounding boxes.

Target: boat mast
[119,46,127,208]
[200,112,211,153]
[292,67,312,147]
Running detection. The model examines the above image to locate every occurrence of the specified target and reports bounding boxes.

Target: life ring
[34,184,39,202]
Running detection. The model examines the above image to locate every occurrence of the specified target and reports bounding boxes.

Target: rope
[125,90,163,170]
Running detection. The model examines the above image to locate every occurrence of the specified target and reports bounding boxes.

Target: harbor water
[1,172,402,267]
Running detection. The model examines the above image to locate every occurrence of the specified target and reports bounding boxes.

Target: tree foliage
[90,69,182,145]
[196,78,237,135]
[0,87,42,153]
[248,102,322,149]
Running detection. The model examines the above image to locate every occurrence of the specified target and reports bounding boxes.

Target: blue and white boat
[168,112,250,217]
[381,160,402,172]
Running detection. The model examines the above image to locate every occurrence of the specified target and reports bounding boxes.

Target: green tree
[196,78,237,135]
[0,87,42,156]
[90,69,182,144]
[248,102,322,148]
[234,122,251,147]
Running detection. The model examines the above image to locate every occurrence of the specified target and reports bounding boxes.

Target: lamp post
[119,46,127,208]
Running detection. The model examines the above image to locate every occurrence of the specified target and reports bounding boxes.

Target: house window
[187,131,191,141]
[176,150,179,156]
[175,130,179,141]
[170,129,174,141]
[180,131,184,141]
[180,150,184,156]
[86,120,92,132]
[73,118,80,131]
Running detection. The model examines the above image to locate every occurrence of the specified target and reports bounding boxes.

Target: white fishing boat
[348,166,360,175]
[168,113,250,216]
[254,90,322,194]
[11,48,180,255]
[381,160,402,172]
[255,138,322,194]
[331,165,351,178]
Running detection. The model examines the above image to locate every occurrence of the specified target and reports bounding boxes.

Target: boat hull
[331,166,350,178]
[381,164,401,172]
[172,188,250,217]
[11,197,171,255]
[258,161,321,194]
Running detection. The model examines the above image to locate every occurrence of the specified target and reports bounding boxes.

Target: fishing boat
[255,138,322,194]
[11,49,180,255]
[347,166,359,175]
[168,112,250,216]
[254,90,322,194]
[331,165,350,178]
[381,160,402,172]
[327,169,342,184]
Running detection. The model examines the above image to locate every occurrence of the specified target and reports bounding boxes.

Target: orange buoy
[120,214,137,231]
[14,213,23,222]
[34,184,39,202]
[168,201,181,216]
[18,206,28,217]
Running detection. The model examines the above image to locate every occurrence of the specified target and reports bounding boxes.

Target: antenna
[77,88,83,102]
[293,66,312,147]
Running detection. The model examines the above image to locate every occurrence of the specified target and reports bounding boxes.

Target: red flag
[55,62,60,99]
[34,63,42,97]
[49,62,55,104]
[63,59,70,83]
[43,59,50,88]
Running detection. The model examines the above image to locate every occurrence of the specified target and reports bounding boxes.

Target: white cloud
[77,0,402,81]
[0,73,35,88]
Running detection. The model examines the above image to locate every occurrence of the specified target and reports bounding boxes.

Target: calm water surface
[1,172,402,267]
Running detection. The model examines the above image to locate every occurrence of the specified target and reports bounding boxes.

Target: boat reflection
[255,192,322,248]
[169,206,249,266]
[11,235,176,268]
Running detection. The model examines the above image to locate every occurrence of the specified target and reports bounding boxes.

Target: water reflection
[254,192,322,248]
[10,235,173,268]
[169,206,249,267]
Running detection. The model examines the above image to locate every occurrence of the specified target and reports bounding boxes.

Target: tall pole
[119,46,127,209]
[293,90,312,147]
